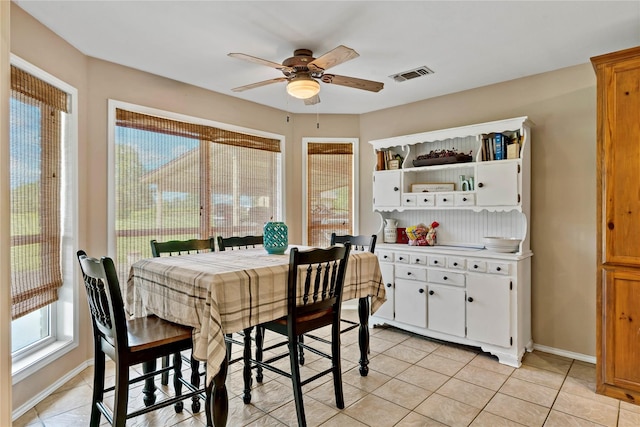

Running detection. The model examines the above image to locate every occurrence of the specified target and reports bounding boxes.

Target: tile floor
[14,311,640,427]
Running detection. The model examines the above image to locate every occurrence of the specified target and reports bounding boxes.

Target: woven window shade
[10,65,69,320]
[114,109,281,279]
[306,142,354,247]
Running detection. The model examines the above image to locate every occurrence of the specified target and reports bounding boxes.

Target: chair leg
[331,325,345,409]
[225,333,233,362]
[255,326,264,383]
[90,351,106,427]
[298,334,305,365]
[288,335,307,427]
[161,355,170,385]
[190,355,201,413]
[113,363,130,427]
[173,352,184,413]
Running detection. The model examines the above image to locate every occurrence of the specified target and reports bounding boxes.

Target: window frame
[301,137,359,246]
[10,54,79,382]
[107,100,286,257]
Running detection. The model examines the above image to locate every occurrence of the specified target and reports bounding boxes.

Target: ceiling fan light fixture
[286,76,320,99]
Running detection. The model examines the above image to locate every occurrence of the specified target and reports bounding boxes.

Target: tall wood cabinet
[592,46,640,404]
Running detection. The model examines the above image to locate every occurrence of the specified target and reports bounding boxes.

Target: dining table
[126,245,385,427]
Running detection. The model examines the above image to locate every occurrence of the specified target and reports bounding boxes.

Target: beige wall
[2,2,13,425]
[9,0,598,415]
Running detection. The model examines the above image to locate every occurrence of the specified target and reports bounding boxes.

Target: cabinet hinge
[517,164,521,173]
[510,337,513,346]
[517,194,521,204]
[510,281,513,290]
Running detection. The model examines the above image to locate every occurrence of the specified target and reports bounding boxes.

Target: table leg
[242,327,253,403]
[142,359,157,406]
[358,297,370,376]
[207,357,228,427]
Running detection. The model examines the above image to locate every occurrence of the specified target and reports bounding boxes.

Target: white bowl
[483,237,521,253]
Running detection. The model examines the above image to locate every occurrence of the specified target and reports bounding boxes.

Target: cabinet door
[373,171,402,208]
[601,55,640,265]
[427,284,465,337]
[476,162,519,206]
[395,278,427,328]
[374,262,395,321]
[466,274,511,347]
[601,267,640,393]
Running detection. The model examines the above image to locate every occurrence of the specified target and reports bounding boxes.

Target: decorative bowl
[482,237,521,253]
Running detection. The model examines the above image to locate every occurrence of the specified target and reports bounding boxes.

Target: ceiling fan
[228,45,384,105]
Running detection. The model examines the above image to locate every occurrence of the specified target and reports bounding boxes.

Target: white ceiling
[14,1,640,114]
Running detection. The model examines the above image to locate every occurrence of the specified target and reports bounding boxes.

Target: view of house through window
[113,106,283,278]
[304,139,357,246]
[10,63,71,356]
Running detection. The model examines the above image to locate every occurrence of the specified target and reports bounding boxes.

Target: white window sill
[12,338,77,384]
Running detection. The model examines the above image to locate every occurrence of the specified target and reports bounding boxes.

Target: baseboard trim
[12,359,92,421]
[532,343,596,365]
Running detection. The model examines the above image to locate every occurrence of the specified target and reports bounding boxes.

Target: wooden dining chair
[216,235,264,360]
[77,250,204,427]
[150,238,215,413]
[247,243,352,427]
[330,233,377,333]
[216,235,263,251]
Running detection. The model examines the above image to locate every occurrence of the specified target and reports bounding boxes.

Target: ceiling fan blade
[304,95,320,106]
[307,45,359,73]
[231,77,287,92]
[228,53,294,73]
[321,74,384,92]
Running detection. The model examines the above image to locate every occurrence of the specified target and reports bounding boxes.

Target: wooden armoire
[592,46,640,404]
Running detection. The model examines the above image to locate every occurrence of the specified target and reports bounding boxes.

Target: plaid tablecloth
[126,247,385,385]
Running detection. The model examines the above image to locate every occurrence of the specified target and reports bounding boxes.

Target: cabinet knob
[419,288,425,294]
[406,199,411,203]
[442,198,448,202]
[443,276,448,280]
[477,183,484,188]
[608,222,614,230]
[398,256,404,260]
[463,197,467,202]
[383,255,388,259]
[467,297,474,302]
[496,267,501,271]
[453,262,458,266]
[386,283,392,288]
[429,290,435,295]
[433,260,438,264]
[473,265,479,269]
[423,198,428,202]
[407,272,412,275]
[393,187,399,192]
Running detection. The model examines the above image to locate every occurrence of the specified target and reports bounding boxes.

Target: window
[303,138,358,246]
[10,55,78,375]
[110,102,284,278]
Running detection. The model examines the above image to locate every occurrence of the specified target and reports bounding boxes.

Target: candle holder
[263,221,288,255]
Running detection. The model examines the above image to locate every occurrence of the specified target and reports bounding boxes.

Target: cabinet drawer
[396,265,427,281]
[410,254,428,265]
[436,193,455,207]
[447,256,466,270]
[416,194,436,207]
[428,255,446,267]
[455,193,475,206]
[428,270,465,287]
[377,250,395,263]
[487,262,510,275]
[395,252,410,264]
[468,260,487,273]
[402,195,417,207]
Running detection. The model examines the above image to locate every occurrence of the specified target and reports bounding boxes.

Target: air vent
[389,66,434,82]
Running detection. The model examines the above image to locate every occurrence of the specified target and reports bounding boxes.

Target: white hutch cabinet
[370,117,533,367]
